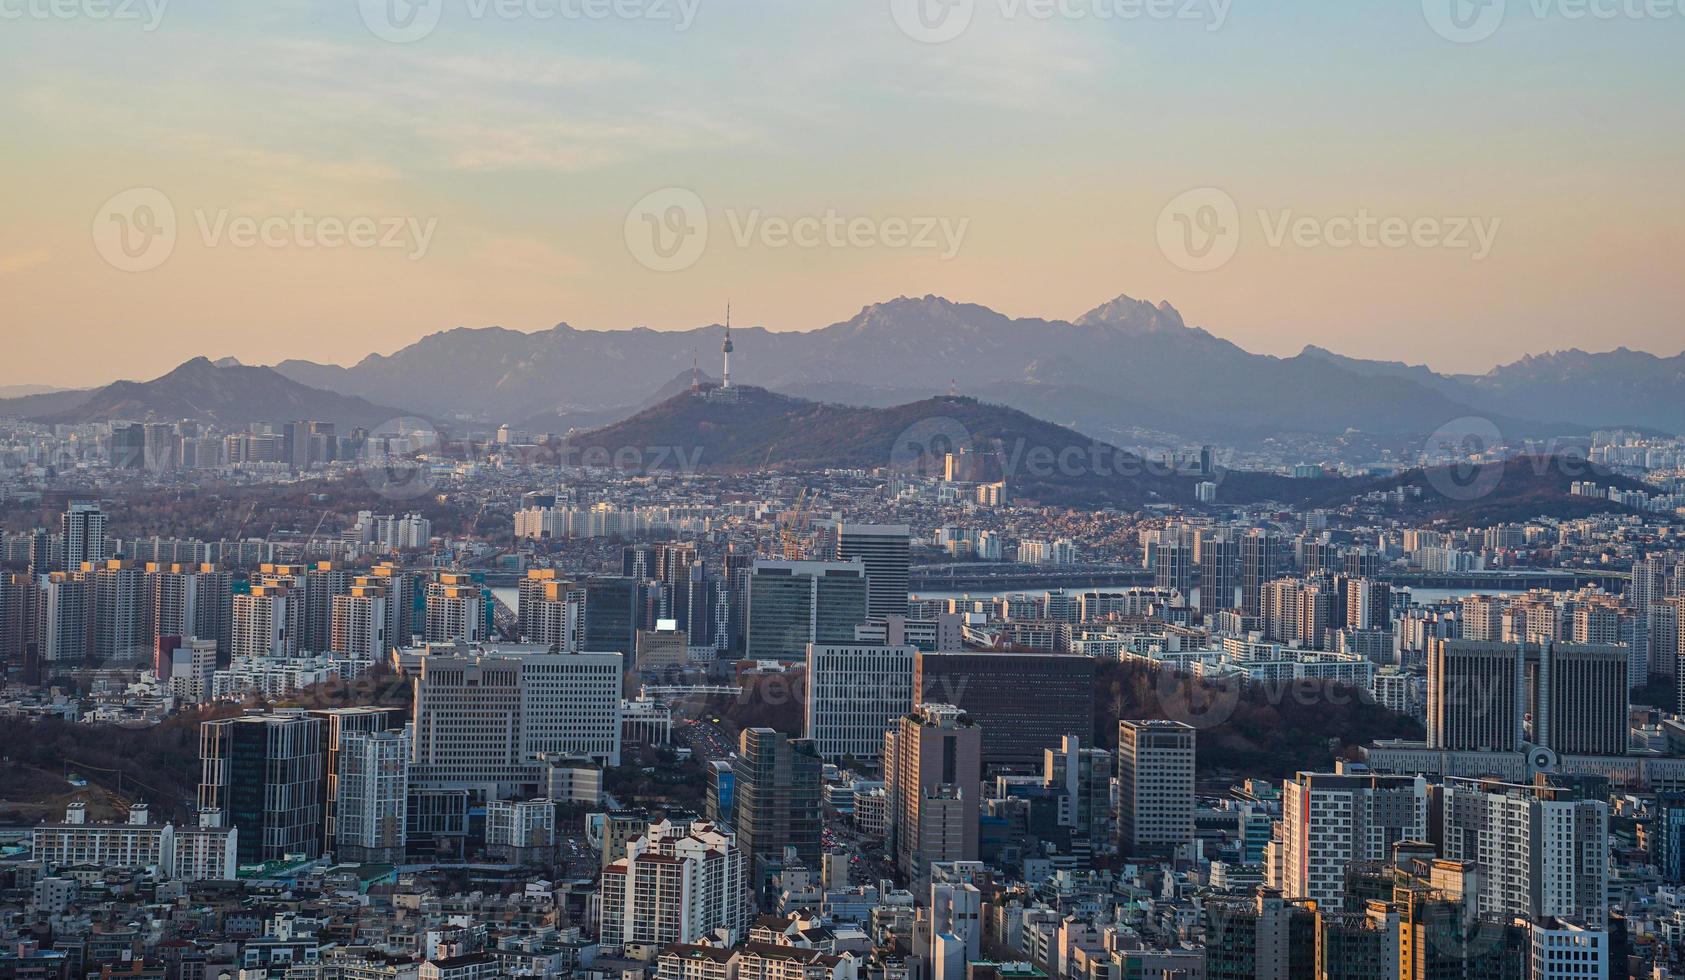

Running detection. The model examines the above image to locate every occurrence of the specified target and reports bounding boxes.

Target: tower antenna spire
[721,302,734,390]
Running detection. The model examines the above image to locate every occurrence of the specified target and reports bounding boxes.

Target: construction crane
[230,500,258,541]
[779,488,819,560]
[303,508,331,553]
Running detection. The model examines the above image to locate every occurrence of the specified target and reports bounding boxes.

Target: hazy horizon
[3,1,1681,386]
[10,288,1685,391]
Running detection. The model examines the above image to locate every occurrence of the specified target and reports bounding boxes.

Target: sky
[1,0,1681,387]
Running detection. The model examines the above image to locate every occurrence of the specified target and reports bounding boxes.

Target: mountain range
[267,294,1683,441]
[5,293,1680,443]
[0,357,408,431]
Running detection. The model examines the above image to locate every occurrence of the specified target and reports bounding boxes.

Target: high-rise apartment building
[1116,720,1195,858]
[1197,529,1240,615]
[518,570,584,651]
[302,562,352,655]
[1152,533,1193,595]
[332,728,410,863]
[1441,776,1609,929]
[1262,576,1337,650]
[1460,594,1507,643]
[37,571,89,663]
[91,560,149,665]
[149,562,231,656]
[330,583,390,661]
[0,572,34,667]
[232,585,299,659]
[366,563,415,647]
[1281,768,1428,908]
[518,568,567,641]
[1239,531,1283,618]
[61,501,107,572]
[599,818,747,949]
[312,706,401,856]
[424,573,485,644]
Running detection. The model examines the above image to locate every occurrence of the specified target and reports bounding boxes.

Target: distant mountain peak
[1074,294,1187,332]
[26,357,413,429]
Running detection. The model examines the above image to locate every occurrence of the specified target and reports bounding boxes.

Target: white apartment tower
[1441,777,1609,929]
[1281,768,1429,908]
[425,573,485,644]
[333,728,410,863]
[330,584,390,661]
[599,819,747,949]
[231,585,298,659]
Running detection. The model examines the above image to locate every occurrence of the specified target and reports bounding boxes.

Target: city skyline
[3,2,1682,385]
[3,2,1681,974]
